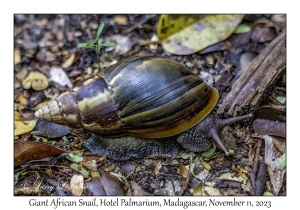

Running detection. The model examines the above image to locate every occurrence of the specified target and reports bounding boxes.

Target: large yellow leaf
[157,14,245,55]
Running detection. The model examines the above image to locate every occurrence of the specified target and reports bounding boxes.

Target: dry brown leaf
[179,163,189,178]
[61,53,75,69]
[14,49,21,64]
[49,66,73,89]
[193,182,203,196]
[200,159,211,171]
[154,159,162,175]
[84,173,125,196]
[203,186,222,196]
[31,99,50,111]
[218,172,240,182]
[131,181,147,196]
[14,119,37,136]
[14,141,65,166]
[22,71,49,91]
[113,15,128,25]
[79,161,98,172]
[91,171,100,177]
[70,174,84,195]
[45,167,54,177]
[263,135,286,195]
[16,94,28,106]
[102,164,116,172]
[15,67,28,81]
[14,111,22,120]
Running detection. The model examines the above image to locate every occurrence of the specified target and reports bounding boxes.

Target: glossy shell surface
[35,56,219,138]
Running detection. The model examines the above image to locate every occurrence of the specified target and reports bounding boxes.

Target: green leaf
[238,176,247,184]
[276,96,286,104]
[86,40,96,48]
[180,152,196,159]
[78,43,89,48]
[70,163,89,178]
[201,148,215,158]
[66,153,83,163]
[62,136,68,143]
[14,171,21,182]
[234,24,251,34]
[14,170,27,185]
[101,42,116,47]
[263,191,274,196]
[190,160,196,175]
[157,14,245,55]
[96,38,103,55]
[135,165,142,172]
[51,141,56,146]
[228,149,235,155]
[97,22,105,38]
[278,153,286,168]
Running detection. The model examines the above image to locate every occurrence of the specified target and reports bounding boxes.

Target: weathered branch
[218,30,286,117]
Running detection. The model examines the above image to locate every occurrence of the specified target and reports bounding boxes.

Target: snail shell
[35,56,219,138]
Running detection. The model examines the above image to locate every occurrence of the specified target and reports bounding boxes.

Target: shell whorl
[35,76,124,136]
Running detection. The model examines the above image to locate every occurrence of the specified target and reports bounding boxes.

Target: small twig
[253,119,286,138]
[122,14,157,34]
[139,40,161,46]
[254,160,267,195]
[125,165,137,179]
[247,138,263,195]
[29,164,71,169]
[253,138,263,174]
[178,156,193,196]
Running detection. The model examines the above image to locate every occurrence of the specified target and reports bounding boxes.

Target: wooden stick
[218,31,286,117]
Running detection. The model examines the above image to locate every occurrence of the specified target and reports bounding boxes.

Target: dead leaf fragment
[14,49,21,64]
[14,141,65,166]
[36,48,56,62]
[84,173,126,196]
[251,27,277,43]
[203,186,222,196]
[14,111,22,120]
[158,14,245,55]
[31,119,70,138]
[79,161,98,172]
[200,159,211,171]
[91,171,100,177]
[260,135,286,195]
[70,163,89,178]
[113,15,128,25]
[131,181,147,196]
[22,71,49,91]
[218,172,240,182]
[179,163,189,178]
[154,159,162,175]
[14,119,37,136]
[61,53,75,69]
[49,66,73,89]
[16,67,28,81]
[70,174,84,195]
[193,182,203,196]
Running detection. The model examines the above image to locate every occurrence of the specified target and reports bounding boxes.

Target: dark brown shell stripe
[72,76,125,136]
[104,56,219,138]
[56,91,84,129]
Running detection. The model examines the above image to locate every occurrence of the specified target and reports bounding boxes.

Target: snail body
[35,56,252,160]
